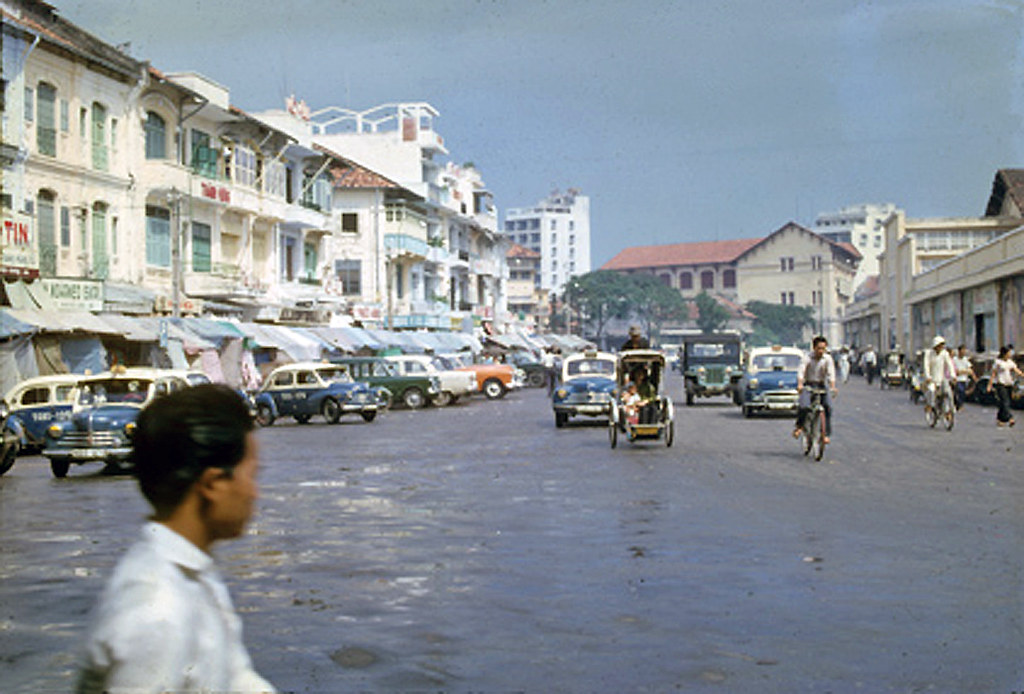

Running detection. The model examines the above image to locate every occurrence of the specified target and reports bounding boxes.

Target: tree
[627,274,689,341]
[745,300,814,346]
[694,291,730,333]
[563,271,632,340]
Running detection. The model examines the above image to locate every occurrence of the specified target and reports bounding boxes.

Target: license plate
[576,405,605,414]
[70,448,108,458]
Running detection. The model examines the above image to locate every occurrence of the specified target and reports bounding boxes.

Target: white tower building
[503,189,591,297]
[815,203,898,293]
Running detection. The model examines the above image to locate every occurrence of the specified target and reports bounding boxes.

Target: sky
[57,0,1024,267]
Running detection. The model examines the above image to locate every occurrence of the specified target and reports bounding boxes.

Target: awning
[0,308,37,339]
[4,308,121,335]
[340,326,383,352]
[307,326,360,353]
[179,317,246,345]
[103,281,155,314]
[96,313,159,341]
[3,279,57,310]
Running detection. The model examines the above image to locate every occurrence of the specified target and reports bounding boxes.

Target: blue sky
[59,0,1024,266]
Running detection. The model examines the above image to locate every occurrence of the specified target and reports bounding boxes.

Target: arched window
[144,111,166,159]
[701,270,714,289]
[659,273,672,286]
[679,271,693,290]
[723,269,736,288]
[37,190,57,275]
[36,83,57,156]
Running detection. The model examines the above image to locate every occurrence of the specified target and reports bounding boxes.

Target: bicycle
[924,381,955,431]
[800,385,829,461]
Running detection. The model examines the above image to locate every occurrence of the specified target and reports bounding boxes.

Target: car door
[269,371,297,416]
[293,369,320,414]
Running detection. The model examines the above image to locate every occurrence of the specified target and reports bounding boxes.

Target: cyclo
[607,349,675,448]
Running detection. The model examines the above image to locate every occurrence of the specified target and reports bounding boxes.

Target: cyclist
[793,335,839,445]
[923,335,956,420]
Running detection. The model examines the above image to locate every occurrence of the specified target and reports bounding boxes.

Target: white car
[387,354,477,406]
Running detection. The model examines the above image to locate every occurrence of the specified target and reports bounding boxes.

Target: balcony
[385,233,429,259]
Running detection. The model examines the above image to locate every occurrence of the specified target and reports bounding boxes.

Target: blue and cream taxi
[3,374,83,456]
[251,361,382,426]
[42,367,189,478]
[551,350,618,427]
[737,345,804,417]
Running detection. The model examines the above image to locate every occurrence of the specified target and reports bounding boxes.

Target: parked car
[551,350,618,427]
[42,368,189,478]
[252,362,381,426]
[331,356,439,409]
[681,332,743,405]
[3,374,82,455]
[386,354,476,407]
[437,353,524,400]
[737,345,803,417]
[0,399,18,476]
[506,351,549,388]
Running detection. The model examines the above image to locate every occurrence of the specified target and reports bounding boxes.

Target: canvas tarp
[0,309,37,339]
[0,335,39,396]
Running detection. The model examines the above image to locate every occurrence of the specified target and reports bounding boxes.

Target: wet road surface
[1,376,1022,692]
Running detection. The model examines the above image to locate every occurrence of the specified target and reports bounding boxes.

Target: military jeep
[681,332,742,406]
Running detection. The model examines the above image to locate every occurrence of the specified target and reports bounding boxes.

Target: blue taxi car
[552,350,618,427]
[738,345,804,417]
[43,368,189,478]
[252,362,382,426]
[3,374,82,456]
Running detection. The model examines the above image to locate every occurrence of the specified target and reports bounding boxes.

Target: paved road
[1,376,1022,693]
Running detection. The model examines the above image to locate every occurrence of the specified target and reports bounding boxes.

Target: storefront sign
[352,304,383,321]
[40,278,103,312]
[1,213,38,278]
[200,182,231,204]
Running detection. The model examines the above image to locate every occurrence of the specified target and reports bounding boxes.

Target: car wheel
[50,459,70,479]
[433,391,454,407]
[527,371,546,388]
[255,403,275,427]
[295,414,312,424]
[0,438,19,476]
[742,405,752,418]
[360,410,377,423]
[403,387,426,409]
[483,379,506,400]
[555,411,568,428]
[609,420,617,448]
[686,392,694,406]
[322,398,341,424]
[665,420,674,447]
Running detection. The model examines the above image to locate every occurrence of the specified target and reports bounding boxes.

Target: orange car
[435,354,525,399]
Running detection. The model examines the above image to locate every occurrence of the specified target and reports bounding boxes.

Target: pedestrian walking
[952,344,975,410]
[988,346,1023,427]
[862,347,877,385]
[838,348,850,383]
[76,384,276,694]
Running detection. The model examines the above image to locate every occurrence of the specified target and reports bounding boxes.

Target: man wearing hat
[620,325,650,351]
[923,335,956,420]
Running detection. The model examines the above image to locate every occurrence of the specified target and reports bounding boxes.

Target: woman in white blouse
[988,346,1024,427]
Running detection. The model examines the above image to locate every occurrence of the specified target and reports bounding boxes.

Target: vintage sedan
[386,354,477,407]
[42,368,189,478]
[738,345,804,417]
[0,400,18,477]
[252,362,381,426]
[437,353,525,400]
[3,373,82,456]
[551,350,618,427]
[330,356,438,409]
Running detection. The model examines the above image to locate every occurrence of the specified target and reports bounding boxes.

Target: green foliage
[563,271,633,338]
[694,291,730,333]
[627,274,689,340]
[745,300,814,346]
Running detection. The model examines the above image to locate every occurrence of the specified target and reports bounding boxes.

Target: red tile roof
[602,238,762,270]
[507,244,540,259]
[985,169,1024,217]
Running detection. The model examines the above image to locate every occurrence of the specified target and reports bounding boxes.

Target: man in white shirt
[923,335,956,418]
[77,384,275,694]
[952,344,975,410]
[793,335,839,444]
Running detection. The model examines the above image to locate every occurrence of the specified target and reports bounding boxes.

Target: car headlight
[748,378,759,390]
[48,424,63,439]
[555,388,568,399]
[697,366,706,374]
[124,421,137,438]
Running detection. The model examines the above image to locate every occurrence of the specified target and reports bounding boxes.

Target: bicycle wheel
[925,403,937,428]
[943,396,955,431]
[813,409,827,461]
[802,413,814,456]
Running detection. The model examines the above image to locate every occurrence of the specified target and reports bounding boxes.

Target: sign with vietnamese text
[41,278,104,312]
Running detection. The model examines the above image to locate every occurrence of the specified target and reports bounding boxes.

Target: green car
[681,332,742,406]
[331,357,439,409]
[507,351,549,388]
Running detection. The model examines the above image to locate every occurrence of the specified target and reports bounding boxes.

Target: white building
[504,189,591,297]
[815,203,897,293]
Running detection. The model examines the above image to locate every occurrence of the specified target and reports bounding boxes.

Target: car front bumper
[43,445,132,462]
[744,390,798,411]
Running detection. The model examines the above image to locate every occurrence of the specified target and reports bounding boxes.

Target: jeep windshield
[751,353,802,371]
[76,379,152,406]
[685,342,740,363]
[566,359,615,377]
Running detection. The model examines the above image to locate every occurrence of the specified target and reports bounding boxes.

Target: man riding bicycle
[793,335,839,444]
[923,335,956,418]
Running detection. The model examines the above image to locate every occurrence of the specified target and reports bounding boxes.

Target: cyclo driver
[923,335,956,417]
[793,335,838,445]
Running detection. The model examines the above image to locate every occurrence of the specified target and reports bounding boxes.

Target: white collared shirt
[77,523,275,694]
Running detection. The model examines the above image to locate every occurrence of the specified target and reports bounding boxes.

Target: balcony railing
[385,233,429,258]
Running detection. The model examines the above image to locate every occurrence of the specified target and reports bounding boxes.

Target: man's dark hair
[812,335,828,348]
[132,384,254,515]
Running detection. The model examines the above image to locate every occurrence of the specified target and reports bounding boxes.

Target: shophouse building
[503,189,591,298]
[506,243,546,330]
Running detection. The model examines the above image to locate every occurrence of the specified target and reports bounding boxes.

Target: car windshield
[77,378,152,406]
[430,357,451,371]
[751,353,802,371]
[315,366,352,383]
[566,359,615,377]
[686,342,740,361]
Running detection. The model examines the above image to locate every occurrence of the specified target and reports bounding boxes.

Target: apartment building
[503,189,591,297]
[815,203,897,292]
[506,243,546,330]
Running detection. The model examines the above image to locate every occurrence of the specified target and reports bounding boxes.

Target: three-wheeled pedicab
[608,349,675,448]
[879,352,906,389]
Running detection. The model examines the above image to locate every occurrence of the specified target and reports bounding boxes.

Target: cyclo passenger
[628,366,658,424]
[923,335,956,417]
[793,335,838,444]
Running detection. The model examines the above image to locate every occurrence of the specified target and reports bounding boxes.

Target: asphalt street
[1,375,1022,693]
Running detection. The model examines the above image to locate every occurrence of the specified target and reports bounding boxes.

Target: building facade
[506,243,547,330]
[503,189,591,297]
[815,202,897,293]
